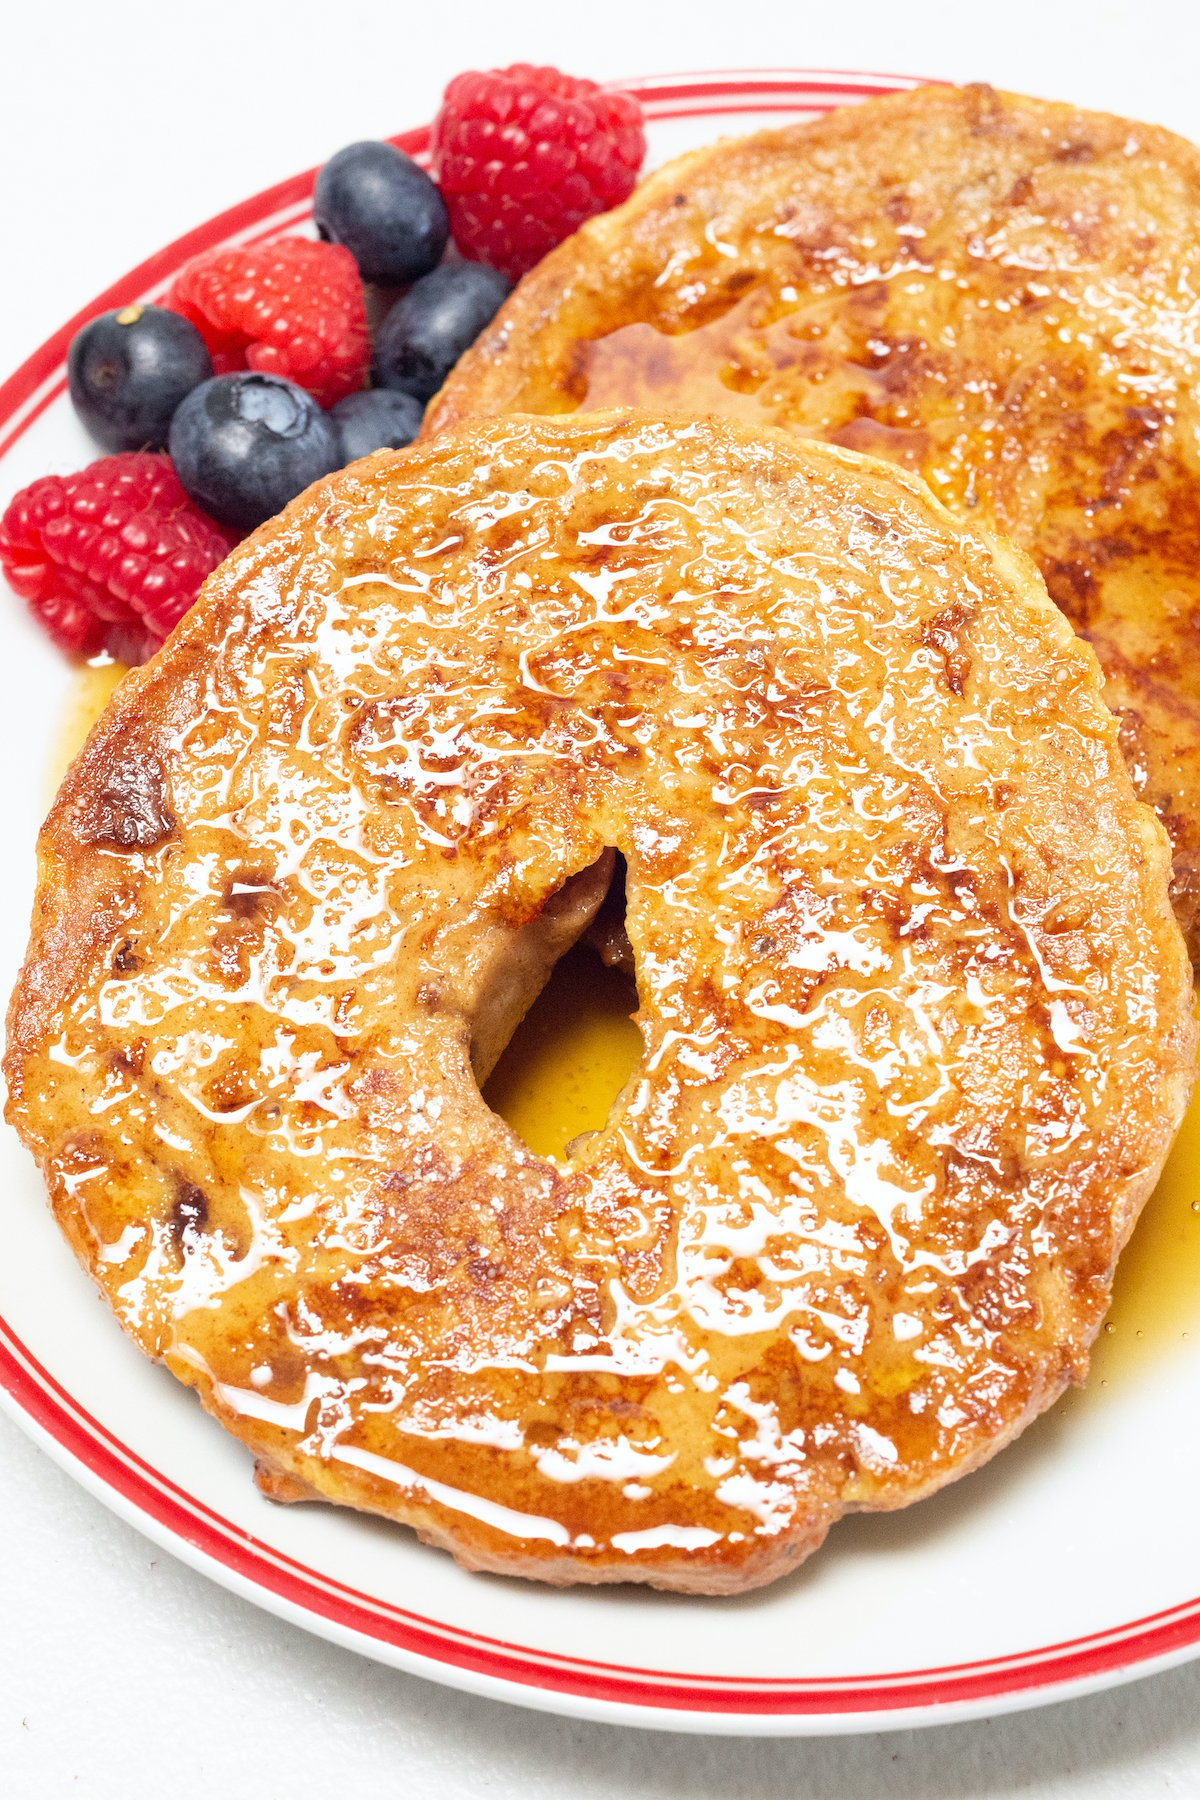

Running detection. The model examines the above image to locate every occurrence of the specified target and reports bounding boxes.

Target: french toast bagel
[429,84,1200,964]
[6,413,1194,1591]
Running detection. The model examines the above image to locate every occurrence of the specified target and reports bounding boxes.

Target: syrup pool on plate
[483,939,641,1160]
[49,657,1200,1376]
[1090,1064,1200,1383]
[48,655,127,795]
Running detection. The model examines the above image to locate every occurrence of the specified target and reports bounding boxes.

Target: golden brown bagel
[428,83,1200,964]
[6,413,1194,1592]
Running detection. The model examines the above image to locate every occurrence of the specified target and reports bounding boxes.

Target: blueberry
[329,389,424,462]
[169,373,341,532]
[67,305,213,453]
[372,262,512,404]
[314,141,450,287]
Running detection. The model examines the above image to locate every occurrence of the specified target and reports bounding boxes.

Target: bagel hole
[482,855,641,1162]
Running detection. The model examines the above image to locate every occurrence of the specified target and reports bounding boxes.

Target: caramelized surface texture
[429,83,1200,961]
[6,414,1194,1592]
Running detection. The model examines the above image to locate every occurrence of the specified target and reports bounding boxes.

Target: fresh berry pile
[0,63,645,662]
[431,65,645,280]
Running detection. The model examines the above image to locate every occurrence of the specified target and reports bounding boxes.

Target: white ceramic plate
[3,68,1200,1736]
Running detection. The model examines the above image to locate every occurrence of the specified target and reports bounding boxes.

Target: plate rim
[3,64,1197,1736]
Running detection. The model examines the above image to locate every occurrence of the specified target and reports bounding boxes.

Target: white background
[4,1,1200,1794]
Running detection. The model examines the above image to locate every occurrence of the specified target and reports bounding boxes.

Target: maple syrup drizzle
[46,651,1200,1390]
[580,300,1200,1385]
[578,288,931,467]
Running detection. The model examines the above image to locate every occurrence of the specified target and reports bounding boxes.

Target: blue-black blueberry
[314,141,450,287]
[329,389,425,462]
[371,262,512,405]
[67,305,213,453]
[169,372,341,532]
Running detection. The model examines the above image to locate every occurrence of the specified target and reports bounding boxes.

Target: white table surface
[4,2,1200,1793]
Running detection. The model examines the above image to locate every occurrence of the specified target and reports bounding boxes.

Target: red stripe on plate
[4,1307,1200,1714]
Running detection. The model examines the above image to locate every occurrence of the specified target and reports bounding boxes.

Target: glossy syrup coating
[428,83,1200,965]
[5,414,1195,1592]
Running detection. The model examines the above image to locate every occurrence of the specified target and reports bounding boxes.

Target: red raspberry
[167,237,369,408]
[0,454,237,660]
[431,64,646,281]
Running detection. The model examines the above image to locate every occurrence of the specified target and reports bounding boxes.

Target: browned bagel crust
[428,83,1200,963]
[6,413,1195,1592]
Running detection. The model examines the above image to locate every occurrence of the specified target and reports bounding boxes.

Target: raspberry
[431,64,646,281]
[167,237,369,408]
[0,454,237,660]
